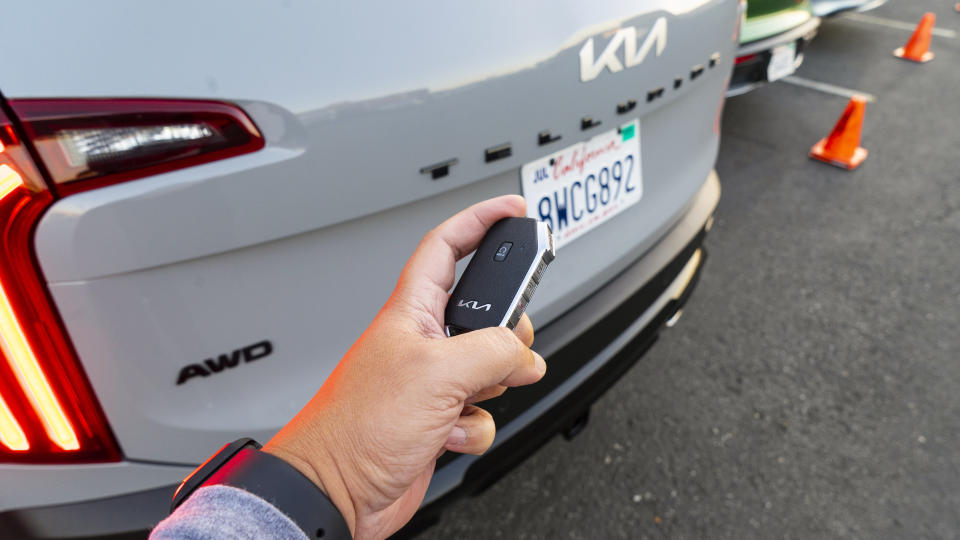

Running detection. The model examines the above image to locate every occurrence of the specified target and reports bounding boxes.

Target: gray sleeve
[150,484,310,540]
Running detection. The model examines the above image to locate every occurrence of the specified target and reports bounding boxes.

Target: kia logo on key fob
[444,217,555,336]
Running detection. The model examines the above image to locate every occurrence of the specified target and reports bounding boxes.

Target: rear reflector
[735,53,758,65]
[10,99,264,196]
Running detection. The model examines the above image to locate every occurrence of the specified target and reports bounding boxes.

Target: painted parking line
[843,12,957,39]
[781,76,877,102]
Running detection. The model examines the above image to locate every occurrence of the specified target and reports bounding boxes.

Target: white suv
[0,1,738,537]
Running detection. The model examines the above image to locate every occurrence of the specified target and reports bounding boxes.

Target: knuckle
[418,229,442,252]
[494,326,522,347]
[486,327,526,361]
[423,227,442,242]
[473,405,494,423]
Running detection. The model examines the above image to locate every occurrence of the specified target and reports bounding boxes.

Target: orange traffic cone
[809,96,868,170]
[894,13,936,62]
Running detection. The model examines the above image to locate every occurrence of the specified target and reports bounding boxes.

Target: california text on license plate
[521,120,642,250]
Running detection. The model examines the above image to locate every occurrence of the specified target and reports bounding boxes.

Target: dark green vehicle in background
[729,0,820,96]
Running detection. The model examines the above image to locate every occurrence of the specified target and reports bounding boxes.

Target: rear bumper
[0,485,174,540]
[727,16,821,97]
[1,171,720,539]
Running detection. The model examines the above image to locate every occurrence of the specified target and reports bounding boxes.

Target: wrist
[262,442,358,537]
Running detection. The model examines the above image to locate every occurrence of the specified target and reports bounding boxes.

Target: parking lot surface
[418,2,960,539]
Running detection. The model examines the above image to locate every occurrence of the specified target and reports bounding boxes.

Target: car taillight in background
[0,98,263,462]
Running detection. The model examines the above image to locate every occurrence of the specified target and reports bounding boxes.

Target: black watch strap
[171,438,351,539]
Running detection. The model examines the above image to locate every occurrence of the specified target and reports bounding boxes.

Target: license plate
[521,120,642,250]
[767,42,797,82]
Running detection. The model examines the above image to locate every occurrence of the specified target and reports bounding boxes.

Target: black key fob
[444,217,555,336]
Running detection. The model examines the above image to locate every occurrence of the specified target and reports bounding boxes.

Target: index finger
[434,326,546,398]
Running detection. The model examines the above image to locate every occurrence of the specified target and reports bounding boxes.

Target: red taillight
[9,99,264,196]
[0,104,119,462]
[0,98,262,462]
[735,53,758,65]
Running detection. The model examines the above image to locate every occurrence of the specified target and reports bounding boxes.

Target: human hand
[263,195,546,539]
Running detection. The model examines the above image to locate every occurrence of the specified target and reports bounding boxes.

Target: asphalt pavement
[417,1,960,539]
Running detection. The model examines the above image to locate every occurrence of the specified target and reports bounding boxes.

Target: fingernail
[534,352,547,375]
[447,426,468,447]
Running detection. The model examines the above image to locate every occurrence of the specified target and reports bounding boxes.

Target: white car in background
[811,0,886,17]
[0,1,740,537]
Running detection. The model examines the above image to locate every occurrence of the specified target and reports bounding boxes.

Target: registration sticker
[520,120,642,250]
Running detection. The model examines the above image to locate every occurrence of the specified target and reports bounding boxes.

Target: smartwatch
[171,438,350,539]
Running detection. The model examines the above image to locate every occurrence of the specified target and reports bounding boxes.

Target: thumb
[434,326,546,398]
[393,196,527,328]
